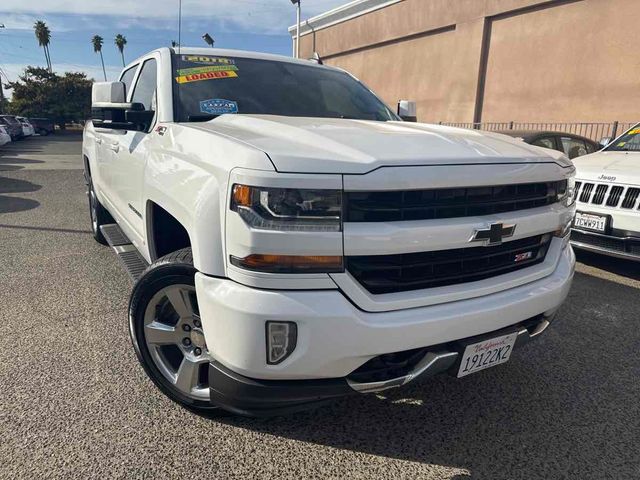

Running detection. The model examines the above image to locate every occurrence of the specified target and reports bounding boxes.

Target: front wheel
[129,248,219,413]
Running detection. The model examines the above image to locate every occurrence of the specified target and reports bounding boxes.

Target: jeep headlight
[231,184,342,232]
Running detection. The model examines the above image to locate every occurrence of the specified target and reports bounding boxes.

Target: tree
[5,66,93,129]
[34,20,52,72]
[114,34,127,67]
[91,35,107,81]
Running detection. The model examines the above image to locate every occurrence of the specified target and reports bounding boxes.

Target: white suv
[83,48,576,416]
[571,124,640,261]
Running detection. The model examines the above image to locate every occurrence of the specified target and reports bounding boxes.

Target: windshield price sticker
[200,99,238,115]
[177,65,239,76]
[175,70,238,84]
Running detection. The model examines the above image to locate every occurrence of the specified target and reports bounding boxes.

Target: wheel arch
[146,200,193,263]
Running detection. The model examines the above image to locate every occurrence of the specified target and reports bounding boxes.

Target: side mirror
[92,81,126,106]
[91,82,154,132]
[397,100,417,122]
[599,137,611,148]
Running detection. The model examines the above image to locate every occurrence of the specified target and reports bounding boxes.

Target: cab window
[119,65,138,99]
[131,59,158,111]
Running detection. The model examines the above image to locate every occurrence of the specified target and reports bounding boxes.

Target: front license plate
[574,212,607,233]
[457,332,518,378]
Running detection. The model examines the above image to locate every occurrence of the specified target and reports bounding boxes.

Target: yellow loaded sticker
[627,128,640,135]
[181,55,234,65]
[176,65,239,76]
[175,70,238,84]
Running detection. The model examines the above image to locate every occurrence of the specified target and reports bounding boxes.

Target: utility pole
[0,25,6,113]
[291,0,301,58]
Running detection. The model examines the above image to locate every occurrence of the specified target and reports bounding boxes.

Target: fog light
[266,321,297,365]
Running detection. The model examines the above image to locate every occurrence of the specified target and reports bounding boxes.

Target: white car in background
[0,125,11,146]
[16,117,35,137]
[571,124,640,261]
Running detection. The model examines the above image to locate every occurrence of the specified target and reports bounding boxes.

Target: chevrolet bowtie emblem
[470,222,516,246]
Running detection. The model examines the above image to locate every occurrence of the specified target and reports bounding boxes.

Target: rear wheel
[129,248,219,413]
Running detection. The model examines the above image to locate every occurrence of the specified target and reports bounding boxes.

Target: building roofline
[288,0,403,38]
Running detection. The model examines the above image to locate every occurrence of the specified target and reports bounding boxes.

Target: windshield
[172,54,398,122]
[605,124,640,152]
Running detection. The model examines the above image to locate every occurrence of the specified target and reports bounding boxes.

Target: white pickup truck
[84,47,576,416]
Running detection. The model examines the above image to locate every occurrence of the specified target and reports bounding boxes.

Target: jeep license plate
[574,212,607,233]
[457,332,518,378]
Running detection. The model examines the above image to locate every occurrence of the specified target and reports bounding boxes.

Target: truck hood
[574,151,640,186]
[186,115,571,174]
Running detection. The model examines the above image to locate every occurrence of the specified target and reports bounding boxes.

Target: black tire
[129,248,220,414]
[87,173,113,245]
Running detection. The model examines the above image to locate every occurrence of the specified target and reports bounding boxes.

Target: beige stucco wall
[298,0,639,123]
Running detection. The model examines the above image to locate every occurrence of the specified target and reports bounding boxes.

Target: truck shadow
[216,270,639,478]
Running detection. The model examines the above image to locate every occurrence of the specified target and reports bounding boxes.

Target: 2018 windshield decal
[175,70,238,84]
[200,99,238,115]
[181,55,235,65]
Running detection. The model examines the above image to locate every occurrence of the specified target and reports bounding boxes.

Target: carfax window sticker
[175,70,238,84]
[200,99,239,115]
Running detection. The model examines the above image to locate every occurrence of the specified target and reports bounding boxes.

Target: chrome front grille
[575,182,640,210]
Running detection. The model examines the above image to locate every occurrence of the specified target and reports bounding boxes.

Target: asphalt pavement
[1,133,639,479]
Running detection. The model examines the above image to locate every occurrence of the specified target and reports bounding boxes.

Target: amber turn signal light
[230,254,344,273]
[232,184,252,207]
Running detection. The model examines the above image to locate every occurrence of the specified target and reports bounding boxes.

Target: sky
[0,0,348,98]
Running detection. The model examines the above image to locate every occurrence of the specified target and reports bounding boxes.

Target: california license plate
[574,212,607,233]
[457,332,518,378]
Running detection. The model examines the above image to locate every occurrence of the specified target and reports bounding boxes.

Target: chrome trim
[113,244,137,254]
[347,351,458,393]
[348,315,554,394]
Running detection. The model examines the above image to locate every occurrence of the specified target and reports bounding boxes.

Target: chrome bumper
[347,315,552,394]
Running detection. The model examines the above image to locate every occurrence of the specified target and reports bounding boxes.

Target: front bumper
[571,228,640,261]
[208,313,555,416]
[195,244,574,381]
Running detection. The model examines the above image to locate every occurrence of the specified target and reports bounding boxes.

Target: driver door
[109,57,158,248]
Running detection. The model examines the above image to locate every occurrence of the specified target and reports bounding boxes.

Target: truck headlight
[231,184,342,232]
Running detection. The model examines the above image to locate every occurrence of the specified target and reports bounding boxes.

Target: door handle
[95,138,102,145]
[108,143,120,153]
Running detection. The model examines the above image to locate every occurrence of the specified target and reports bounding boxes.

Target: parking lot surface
[1,134,639,479]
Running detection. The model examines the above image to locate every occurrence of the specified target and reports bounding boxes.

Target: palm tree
[114,34,127,67]
[34,20,52,72]
[91,35,107,81]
